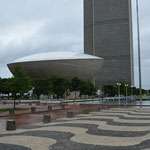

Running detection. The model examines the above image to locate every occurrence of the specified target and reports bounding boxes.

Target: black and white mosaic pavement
[1,108,150,150]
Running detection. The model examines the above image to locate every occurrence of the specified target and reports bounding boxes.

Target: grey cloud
[0,0,83,63]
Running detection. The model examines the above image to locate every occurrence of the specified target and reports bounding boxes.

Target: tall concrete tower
[84,0,134,87]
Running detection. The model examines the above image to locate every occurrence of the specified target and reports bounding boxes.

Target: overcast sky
[0,0,149,89]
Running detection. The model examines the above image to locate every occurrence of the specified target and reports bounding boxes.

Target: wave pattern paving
[1,108,150,149]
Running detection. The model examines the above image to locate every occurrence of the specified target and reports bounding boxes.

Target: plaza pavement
[0,103,61,117]
[1,107,150,150]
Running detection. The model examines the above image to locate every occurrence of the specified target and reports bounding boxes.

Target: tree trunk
[64,94,66,100]
[75,91,76,99]
[14,99,16,110]
[22,94,24,100]
[74,91,76,103]
[13,95,16,110]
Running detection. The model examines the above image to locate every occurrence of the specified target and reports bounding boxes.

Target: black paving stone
[53,123,150,137]
[89,114,150,120]
[2,109,150,150]
[1,130,150,150]
[79,118,150,126]
[0,143,31,150]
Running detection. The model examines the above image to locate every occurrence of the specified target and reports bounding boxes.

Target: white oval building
[7,51,104,80]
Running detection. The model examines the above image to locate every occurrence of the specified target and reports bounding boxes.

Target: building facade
[84,0,134,87]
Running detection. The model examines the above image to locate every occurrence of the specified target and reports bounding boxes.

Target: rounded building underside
[7,51,104,81]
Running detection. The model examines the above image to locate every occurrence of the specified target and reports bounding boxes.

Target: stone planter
[6,120,16,131]
[105,105,109,110]
[31,107,36,112]
[84,109,89,114]
[43,114,51,123]
[96,106,101,112]
[67,111,73,118]
[48,106,52,111]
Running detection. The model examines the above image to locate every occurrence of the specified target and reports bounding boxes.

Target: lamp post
[92,0,95,56]
[131,85,134,104]
[117,83,121,105]
[125,84,128,104]
[136,0,142,107]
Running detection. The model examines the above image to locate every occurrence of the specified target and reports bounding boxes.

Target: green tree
[102,85,117,97]
[9,65,31,109]
[148,89,150,95]
[32,78,49,99]
[119,81,127,96]
[85,81,97,99]
[0,78,12,99]
[79,80,89,98]
[48,75,70,99]
[70,77,82,99]
[132,87,137,95]
[136,88,146,95]
[117,81,132,96]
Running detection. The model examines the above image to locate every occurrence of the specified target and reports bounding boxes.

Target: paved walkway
[1,107,150,150]
[0,103,61,117]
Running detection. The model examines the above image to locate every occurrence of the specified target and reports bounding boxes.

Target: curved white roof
[13,51,103,63]
[8,51,104,80]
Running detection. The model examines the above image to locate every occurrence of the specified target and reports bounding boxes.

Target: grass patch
[0,108,29,112]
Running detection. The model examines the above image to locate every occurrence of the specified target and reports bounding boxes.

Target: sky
[0,0,149,89]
